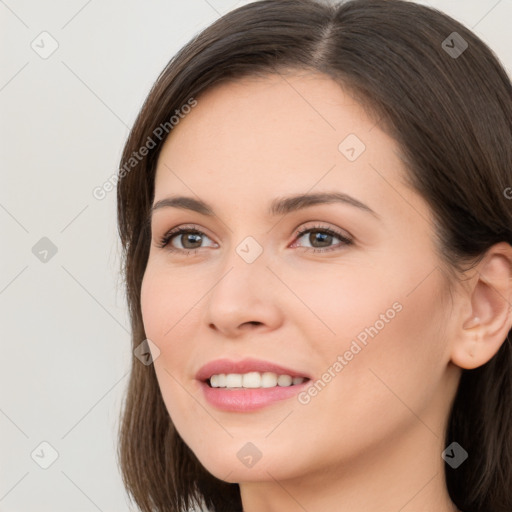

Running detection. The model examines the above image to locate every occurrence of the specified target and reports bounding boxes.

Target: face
[140,71,458,485]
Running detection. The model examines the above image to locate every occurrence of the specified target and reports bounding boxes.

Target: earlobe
[450,242,512,370]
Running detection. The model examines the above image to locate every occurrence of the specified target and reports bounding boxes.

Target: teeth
[261,372,276,388]
[225,373,242,387]
[243,371,262,388]
[209,372,307,389]
[277,375,292,386]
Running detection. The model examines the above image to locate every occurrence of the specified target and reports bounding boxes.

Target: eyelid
[292,221,352,241]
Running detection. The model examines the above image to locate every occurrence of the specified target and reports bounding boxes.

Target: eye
[156,223,353,255]
[156,224,217,255]
[291,224,353,253]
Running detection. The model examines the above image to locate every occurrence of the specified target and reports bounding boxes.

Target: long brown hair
[116,1,512,510]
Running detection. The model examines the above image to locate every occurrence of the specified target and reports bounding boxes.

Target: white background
[1,0,511,510]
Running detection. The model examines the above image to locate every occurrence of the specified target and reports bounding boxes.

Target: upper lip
[196,357,312,382]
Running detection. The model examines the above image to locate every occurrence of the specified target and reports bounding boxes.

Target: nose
[202,246,283,338]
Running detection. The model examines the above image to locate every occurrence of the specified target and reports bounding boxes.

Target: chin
[190,440,307,484]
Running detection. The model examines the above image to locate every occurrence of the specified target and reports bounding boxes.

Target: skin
[140,71,512,512]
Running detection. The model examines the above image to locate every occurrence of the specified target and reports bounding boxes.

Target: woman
[116,1,512,511]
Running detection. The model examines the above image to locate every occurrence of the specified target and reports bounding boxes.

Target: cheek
[139,265,194,400]
[140,269,166,342]
[275,259,401,354]
[292,251,449,403]
[140,262,206,383]
[140,263,194,342]
[140,266,202,426]
[323,266,449,419]
[290,270,449,466]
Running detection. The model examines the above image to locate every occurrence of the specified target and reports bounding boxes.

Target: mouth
[195,358,312,411]
[199,374,312,412]
[204,372,311,389]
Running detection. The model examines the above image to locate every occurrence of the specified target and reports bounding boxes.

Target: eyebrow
[149,192,379,220]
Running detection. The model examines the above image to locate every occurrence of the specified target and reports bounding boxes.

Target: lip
[195,357,313,382]
[195,357,313,413]
[199,380,311,412]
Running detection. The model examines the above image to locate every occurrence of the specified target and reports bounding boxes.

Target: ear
[450,242,512,370]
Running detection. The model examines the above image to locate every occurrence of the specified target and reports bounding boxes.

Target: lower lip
[199,380,311,412]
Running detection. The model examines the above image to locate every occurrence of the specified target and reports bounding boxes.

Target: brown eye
[157,225,217,254]
[292,225,353,253]
[173,231,203,249]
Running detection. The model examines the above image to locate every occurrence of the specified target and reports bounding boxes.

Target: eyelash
[156,223,353,255]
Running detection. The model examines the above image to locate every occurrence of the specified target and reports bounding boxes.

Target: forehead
[157,71,378,169]
[153,71,409,218]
